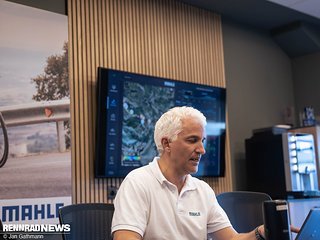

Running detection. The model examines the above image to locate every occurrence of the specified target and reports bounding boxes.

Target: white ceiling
[268,0,320,19]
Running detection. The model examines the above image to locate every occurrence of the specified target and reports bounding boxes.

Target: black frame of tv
[95,67,226,178]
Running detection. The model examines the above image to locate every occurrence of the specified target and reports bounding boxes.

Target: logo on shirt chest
[188,211,201,216]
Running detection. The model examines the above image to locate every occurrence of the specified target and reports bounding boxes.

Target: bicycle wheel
[0,112,9,168]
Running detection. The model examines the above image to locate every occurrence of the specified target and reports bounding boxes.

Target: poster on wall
[0,0,71,225]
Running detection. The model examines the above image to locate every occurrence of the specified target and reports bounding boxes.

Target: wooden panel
[68,0,233,203]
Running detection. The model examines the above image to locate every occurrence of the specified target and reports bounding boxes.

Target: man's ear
[161,138,170,152]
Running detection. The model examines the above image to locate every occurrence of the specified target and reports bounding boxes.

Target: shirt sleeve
[111,174,149,237]
[207,188,232,233]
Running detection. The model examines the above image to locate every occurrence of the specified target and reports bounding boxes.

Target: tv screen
[95,68,226,178]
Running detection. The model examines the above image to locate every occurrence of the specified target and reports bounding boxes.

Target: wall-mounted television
[95,68,226,178]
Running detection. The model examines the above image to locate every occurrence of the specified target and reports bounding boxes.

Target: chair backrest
[0,218,3,240]
[59,203,114,240]
[216,191,271,233]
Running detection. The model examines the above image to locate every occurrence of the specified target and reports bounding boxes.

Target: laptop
[295,207,320,240]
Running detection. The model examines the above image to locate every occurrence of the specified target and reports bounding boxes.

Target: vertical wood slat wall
[68,0,233,203]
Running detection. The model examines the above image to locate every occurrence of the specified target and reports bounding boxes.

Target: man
[111,106,266,240]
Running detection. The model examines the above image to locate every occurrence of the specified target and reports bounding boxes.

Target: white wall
[222,20,295,190]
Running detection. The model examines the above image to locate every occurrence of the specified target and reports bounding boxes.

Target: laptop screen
[295,208,320,240]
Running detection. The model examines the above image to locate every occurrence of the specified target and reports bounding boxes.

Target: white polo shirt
[111,157,231,240]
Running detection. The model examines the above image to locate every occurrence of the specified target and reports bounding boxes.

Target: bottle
[263,200,291,240]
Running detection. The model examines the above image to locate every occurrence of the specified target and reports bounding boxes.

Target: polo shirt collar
[149,157,167,184]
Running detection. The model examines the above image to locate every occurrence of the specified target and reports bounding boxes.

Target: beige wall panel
[68,0,233,203]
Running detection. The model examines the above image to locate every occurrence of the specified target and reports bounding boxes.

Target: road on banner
[0,152,71,199]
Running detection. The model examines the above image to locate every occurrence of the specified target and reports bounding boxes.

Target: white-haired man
[111,106,267,240]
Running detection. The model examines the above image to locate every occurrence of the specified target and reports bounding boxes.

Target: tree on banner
[31,42,70,148]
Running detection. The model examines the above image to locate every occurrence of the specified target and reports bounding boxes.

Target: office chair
[59,203,114,240]
[0,219,4,240]
[216,191,272,233]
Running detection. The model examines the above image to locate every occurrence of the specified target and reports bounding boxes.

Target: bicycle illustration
[0,111,9,168]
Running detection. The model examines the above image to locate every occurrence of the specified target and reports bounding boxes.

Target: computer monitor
[95,68,226,178]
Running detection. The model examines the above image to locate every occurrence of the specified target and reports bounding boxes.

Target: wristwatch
[255,226,265,240]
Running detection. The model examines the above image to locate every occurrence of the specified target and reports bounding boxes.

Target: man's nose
[196,142,206,155]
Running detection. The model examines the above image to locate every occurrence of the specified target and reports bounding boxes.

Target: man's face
[168,117,206,176]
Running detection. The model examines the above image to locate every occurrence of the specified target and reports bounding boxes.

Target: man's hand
[290,225,300,233]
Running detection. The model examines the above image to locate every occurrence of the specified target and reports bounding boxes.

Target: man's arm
[209,225,265,240]
[209,224,300,240]
[113,230,142,240]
